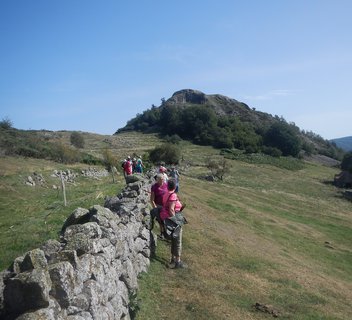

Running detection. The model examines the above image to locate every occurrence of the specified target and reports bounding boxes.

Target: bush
[82,153,102,165]
[164,134,182,144]
[149,143,181,164]
[206,158,230,180]
[70,132,85,148]
[52,143,82,164]
[262,146,282,157]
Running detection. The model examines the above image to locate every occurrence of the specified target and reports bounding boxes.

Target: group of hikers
[121,156,186,269]
[150,165,186,269]
[122,155,144,177]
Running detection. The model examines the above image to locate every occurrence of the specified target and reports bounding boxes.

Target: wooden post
[60,171,67,207]
[111,166,116,184]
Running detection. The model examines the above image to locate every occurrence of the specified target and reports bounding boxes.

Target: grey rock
[18,249,48,273]
[49,261,75,308]
[40,239,62,259]
[4,269,51,316]
[61,207,90,233]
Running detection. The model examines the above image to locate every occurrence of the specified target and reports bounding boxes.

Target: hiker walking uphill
[160,179,187,269]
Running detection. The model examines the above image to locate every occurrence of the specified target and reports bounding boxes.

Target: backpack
[163,212,188,240]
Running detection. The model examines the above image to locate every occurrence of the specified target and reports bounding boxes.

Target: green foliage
[70,132,85,148]
[341,152,352,172]
[264,121,302,156]
[262,146,282,157]
[164,134,182,144]
[52,143,82,164]
[82,153,103,165]
[149,143,181,164]
[0,117,13,129]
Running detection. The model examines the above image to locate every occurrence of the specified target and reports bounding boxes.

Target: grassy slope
[0,132,351,319]
[135,138,351,319]
[0,157,125,270]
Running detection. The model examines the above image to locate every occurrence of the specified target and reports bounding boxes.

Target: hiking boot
[173,261,187,269]
[168,260,176,269]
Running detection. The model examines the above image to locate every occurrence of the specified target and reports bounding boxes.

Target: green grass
[1,132,351,320]
[0,156,124,270]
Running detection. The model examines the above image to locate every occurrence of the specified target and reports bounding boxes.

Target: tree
[264,122,301,157]
[70,132,85,148]
[0,117,13,129]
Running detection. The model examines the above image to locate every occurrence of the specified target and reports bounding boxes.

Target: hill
[331,136,352,151]
[1,131,351,319]
[116,89,344,161]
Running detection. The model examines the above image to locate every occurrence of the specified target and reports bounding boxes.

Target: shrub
[52,143,82,164]
[206,158,230,180]
[164,134,182,144]
[149,143,181,164]
[262,146,282,157]
[70,132,85,148]
[82,153,102,165]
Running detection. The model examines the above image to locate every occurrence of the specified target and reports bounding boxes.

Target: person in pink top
[150,173,168,239]
[123,156,133,176]
[160,179,187,269]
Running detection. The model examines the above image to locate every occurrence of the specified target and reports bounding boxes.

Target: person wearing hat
[159,165,168,182]
[123,156,133,176]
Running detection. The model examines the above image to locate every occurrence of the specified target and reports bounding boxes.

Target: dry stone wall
[0,174,155,320]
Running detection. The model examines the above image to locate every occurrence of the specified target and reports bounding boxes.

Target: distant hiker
[132,157,137,173]
[159,165,168,182]
[150,173,168,239]
[123,156,133,176]
[169,166,180,193]
[160,179,187,269]
[135,155,144,173]
[121,159,127,178]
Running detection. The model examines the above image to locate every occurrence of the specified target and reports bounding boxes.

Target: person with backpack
[160,179,187,269]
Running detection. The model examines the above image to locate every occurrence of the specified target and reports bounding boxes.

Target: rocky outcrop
[0,174,154,320]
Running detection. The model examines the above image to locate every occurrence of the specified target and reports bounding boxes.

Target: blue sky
[1,0,351,140]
